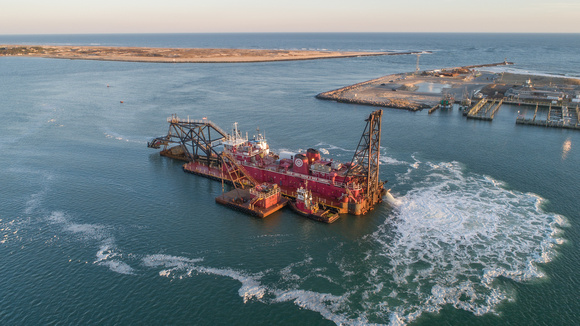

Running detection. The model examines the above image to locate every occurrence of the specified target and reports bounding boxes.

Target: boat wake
[9,158,567,326]
[128,161,567,324]
[367,161,567,323]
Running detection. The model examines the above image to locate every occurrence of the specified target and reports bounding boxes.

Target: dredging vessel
[148,110,386,216]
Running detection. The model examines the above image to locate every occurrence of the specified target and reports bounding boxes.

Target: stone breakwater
[316,62,516,111]
[316,92,429,111]
[316,73,429,111]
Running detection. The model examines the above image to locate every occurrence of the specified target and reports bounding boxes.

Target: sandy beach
[0,45,419,63]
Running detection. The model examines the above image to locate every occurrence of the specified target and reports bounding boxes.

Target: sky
[1,0,579,34]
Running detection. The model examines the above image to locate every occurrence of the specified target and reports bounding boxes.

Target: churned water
[0,33,579,325]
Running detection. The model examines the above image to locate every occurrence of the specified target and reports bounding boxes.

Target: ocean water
[0,33,579,325]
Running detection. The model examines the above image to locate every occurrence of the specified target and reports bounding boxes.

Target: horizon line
[1,31,579,36]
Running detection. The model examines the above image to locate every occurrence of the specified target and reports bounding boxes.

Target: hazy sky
[1,0,579,34]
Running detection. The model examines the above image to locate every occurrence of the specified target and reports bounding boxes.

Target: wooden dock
[465,98,503,121]
[464,98,486,116]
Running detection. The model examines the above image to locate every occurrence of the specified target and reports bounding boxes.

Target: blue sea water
[0,33,579,325]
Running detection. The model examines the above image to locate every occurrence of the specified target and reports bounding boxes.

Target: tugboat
[289,183,339,223]
[440,93,455,109]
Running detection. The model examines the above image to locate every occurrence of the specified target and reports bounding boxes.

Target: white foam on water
[253,234,291,239]
[141,254,265,303]
[367,161,567,324]
[14,168,56,216]
[137,252,366,323]
[99,260,135,275]
[142,254,203,271]
[42,209,269,294]
[47,211,68,224]
[25,190,46,215]
[314,142,356,153]
[410,155,421,170]
[95,240,135,275]
[47,211,109,242]
[272,290,359,325]
[279,255,313,282]
[384,191,402,207]
[314,142,409,167]
[103,131,147,144]
[95,240,117,262]
[65,223,108,240]
[379,156,407,166]
[43,210,136,275]
[48,212,102,236]
[27,157,565,325]
[200,266,267,303]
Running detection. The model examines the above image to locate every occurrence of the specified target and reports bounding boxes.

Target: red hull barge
[215,184,288,218]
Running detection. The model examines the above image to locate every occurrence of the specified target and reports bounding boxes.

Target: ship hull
[215,188,288,218]
[288,201,340,223]
[181,160,380,215]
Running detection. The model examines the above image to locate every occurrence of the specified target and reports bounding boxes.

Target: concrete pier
[516,104,580,130]
[515,118,580,130]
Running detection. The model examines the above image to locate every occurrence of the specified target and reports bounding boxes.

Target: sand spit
[0,45,423,63]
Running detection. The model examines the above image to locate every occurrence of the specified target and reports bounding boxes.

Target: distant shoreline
[0,45,426,63]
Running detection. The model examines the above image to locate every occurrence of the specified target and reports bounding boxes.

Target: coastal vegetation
[0,46,49,55]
